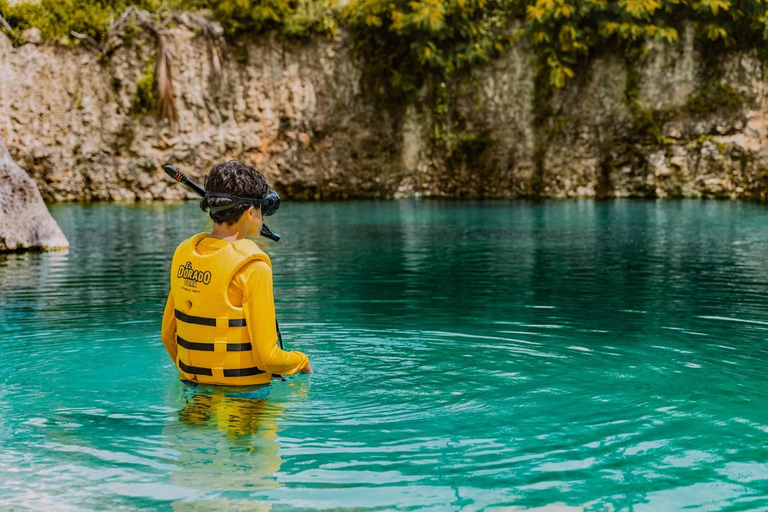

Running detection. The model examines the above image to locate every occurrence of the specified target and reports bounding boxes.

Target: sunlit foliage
[0,0,337,42]
[343,0,520,94]
[193,0,338,37]
[523,0,768,87]
[1,0,766,87]
[343,0,767,91]
[0,0,175,42]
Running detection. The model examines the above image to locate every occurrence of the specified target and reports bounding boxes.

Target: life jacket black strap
[177,336,252,352]
[175,309,247,327]
[224,367,265,377]
[178,358,265,377]
[227,342,252,351]
[178,359,213,376]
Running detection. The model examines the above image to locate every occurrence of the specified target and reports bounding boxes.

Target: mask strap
[205,192,267,213]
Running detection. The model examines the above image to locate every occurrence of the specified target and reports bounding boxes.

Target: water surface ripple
[1,200,768,510]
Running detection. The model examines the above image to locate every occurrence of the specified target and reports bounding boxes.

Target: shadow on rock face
[0,137,69,253]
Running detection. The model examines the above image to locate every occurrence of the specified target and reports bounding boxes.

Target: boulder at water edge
[0,138,69,252]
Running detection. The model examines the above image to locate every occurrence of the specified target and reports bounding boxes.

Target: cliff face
[1,23,766,201]
[443,25,768,200]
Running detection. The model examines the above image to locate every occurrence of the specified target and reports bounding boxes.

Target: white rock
[0,137,69,252]
[22,27,41,45]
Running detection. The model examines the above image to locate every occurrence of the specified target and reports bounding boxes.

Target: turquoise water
[2,200,768,510]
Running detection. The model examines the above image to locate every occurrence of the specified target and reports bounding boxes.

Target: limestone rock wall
[436,24,768,200]
[1,23,766,201]
[1,28,404,201]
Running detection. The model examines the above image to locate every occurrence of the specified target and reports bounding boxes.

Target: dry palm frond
[104,8,226,124]
[155,31,177,123]
[105,7,179,124]
[179,12,227,80]
[104,7,152,55]
[70,30,101,51]
[0,14,13,35]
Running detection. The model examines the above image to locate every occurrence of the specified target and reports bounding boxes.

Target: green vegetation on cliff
[199,0,338,37]
[2,0,766,89]
[131,57,157,116]
[3,0,763,192]
[344,0,519,95]
[0,0,768,93]
[343,0,767,94]
[0,0,175,43]
[0,0,338,43]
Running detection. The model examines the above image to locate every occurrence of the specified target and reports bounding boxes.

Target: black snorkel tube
[163,164,282,242]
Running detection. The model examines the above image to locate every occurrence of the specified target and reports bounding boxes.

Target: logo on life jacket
[177,262,212,287]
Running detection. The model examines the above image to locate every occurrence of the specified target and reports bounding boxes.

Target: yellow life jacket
[170,232,272,386]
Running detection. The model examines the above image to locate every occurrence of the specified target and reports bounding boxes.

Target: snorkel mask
[203,190,281,241]
[204,190,280,217]
[163,164,282,242]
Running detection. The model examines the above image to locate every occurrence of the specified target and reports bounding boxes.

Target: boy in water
[161,160,311,385]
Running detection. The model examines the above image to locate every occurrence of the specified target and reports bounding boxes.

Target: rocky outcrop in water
[0,137,69,252]
[0,22,766,201]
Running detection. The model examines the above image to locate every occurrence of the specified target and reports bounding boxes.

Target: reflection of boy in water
[168,385,288,510]
[160,161,311,385]
[177,387,275,438]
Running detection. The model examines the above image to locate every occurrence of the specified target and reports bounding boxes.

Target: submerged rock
[0,138,69,252]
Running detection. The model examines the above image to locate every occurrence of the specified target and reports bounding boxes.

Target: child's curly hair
[199,160,269,225]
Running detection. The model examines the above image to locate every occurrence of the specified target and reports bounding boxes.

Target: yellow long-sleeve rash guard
[161,237,308,377]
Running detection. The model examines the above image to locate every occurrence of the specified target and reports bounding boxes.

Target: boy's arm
[242,260,309,375]
[160,292,178,363]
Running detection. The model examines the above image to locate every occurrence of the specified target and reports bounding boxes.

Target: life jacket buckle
[216,317,229,329]
[214,338,227,353]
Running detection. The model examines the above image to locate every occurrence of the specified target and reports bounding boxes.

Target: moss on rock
[684,81,748,115]
[131,58,156,116]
